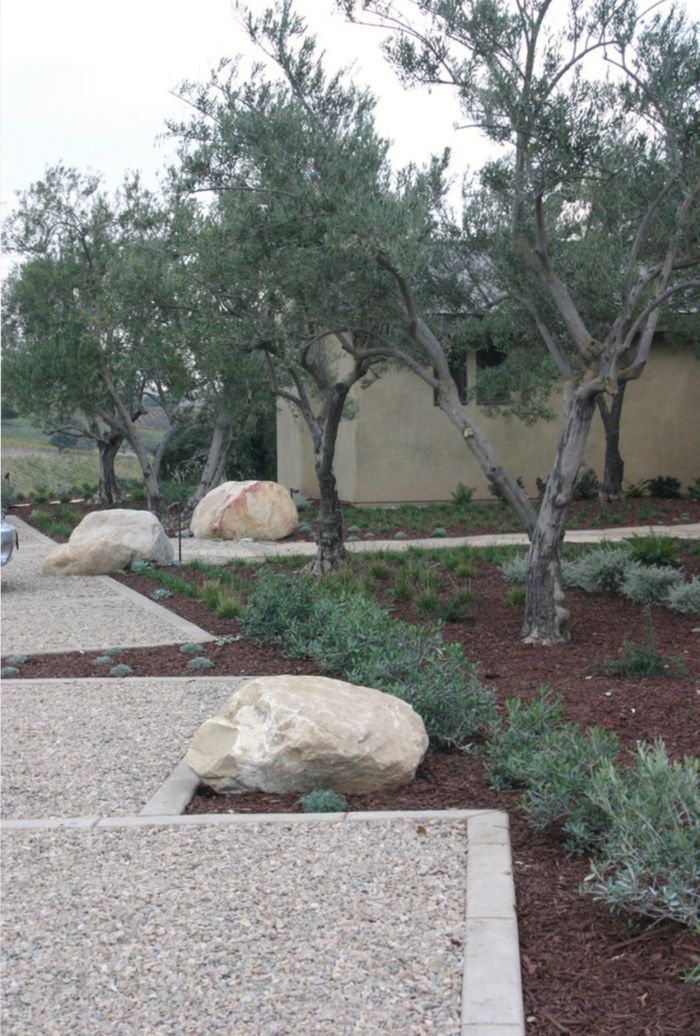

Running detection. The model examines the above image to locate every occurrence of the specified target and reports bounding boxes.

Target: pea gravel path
[2,820,467,1035]
[0,677,241,819]
[1,518,212,656]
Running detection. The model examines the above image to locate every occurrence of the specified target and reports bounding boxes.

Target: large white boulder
[190,481,298,541]
[42,508,173,576]
[186,674,428,795]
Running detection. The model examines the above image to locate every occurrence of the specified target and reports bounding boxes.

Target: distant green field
[1,418,145,498]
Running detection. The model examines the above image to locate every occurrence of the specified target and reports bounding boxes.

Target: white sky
[1,0,493,227]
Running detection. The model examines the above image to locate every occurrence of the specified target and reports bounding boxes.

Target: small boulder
[186,674,428,795]
[42,540,135,576]
[190,481,298,541]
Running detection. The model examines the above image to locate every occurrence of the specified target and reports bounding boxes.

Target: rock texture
[186,675,428,795]
[41,541,136,577]
[190,481,298,541]
[41,509,173,576]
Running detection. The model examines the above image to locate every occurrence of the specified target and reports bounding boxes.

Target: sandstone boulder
[186,674,428,795]
[190,481,298,541]
[70,509,173,565]
[42,540,135,576]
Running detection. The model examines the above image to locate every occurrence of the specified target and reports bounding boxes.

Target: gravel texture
[1,678,240,819]
[1,519,211,656]
[1,820,467,1035]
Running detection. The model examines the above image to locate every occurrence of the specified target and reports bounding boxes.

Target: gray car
[1,519,18,566]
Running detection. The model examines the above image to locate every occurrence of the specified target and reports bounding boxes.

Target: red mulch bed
[3,530,699,1033]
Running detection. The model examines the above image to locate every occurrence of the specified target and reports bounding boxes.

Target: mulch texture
[3,514,700,1034]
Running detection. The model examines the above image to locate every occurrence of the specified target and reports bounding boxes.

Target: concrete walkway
[173,520,700,565]
[1,516,525,1035]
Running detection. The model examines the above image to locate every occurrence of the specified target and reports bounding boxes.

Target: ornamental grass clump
[299,789,347,813]
[604,608,687,678]
[582,741,700,928]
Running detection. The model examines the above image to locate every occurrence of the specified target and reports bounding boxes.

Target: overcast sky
[1,0,495,228]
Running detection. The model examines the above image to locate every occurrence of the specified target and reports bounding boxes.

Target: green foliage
[486,690,564,790]
[687,478,700,502]
[393,559,445,602]
[648,475,683,499]
[186,656,215,670]
[198,580,243,618]
[366,560,391,582]
[241,572,496,748]
[620,563,684,605]
[499,553,528,583]
[179,642,206,655]
[625,479,650,499]
[626,533,680,568]
[5,654,28,666]
[416,590,439,614]
[130,558,152,575]
[1,667,20,678]
[92,656,113,667]
[150,587,173,601]
[504,586,526,607]
[664,577,700,616]
[298,789,347,813]
[486,689,619,853]
[566,545,633,594]
[430,527,448,537]
[108,664,134,677]
[437,587,475,622]
[604,607,687,678]
[103,647,124,657]
[583,742,700,928]
[1,480,18,510]
[573,470,600,501]
[450,482,475,507]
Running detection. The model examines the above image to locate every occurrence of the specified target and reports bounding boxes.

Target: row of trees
[3,0,698,644]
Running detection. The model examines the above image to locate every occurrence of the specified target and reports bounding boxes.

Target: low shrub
[242,573,496,749]
[620,562,684,605]
[150,588,173,601]
[566,545,633,594]
[486,689,619,852]
[582,741,700,928]
[437,587,475,622]
[504,586,526,607]
[109,664,133,677]
[687,477,700,502]
[605,606,687,678]
[450,482,475,507]
[486,689,563,790]
[624,479,649,499]
[626,533,680,568]
[499,554,528,583]
[521,725,620,853]
[179,642,205,655]
[648,475,682,499]
[573,469,600,501]
[299,789,347,813]
[187,656,215,670]
[665,577,700,615]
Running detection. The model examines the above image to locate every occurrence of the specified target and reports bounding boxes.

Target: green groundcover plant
[241,570,496,749]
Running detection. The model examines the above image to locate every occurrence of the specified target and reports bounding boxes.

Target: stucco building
[276,336,699,503]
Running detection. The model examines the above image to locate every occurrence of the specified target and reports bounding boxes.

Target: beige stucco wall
[277,341,699,503]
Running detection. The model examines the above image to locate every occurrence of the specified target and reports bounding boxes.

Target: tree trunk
[597,385,627,503]
[97,432,122,504]
[191,389,234,506]
[523,388,597,644]
[304,388,349,576]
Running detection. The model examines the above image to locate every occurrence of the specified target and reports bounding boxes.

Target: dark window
[476,346,508,405]
[433,358,467,405]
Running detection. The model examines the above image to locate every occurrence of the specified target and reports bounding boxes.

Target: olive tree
[169,1,448,572]
[339,0,700,642]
